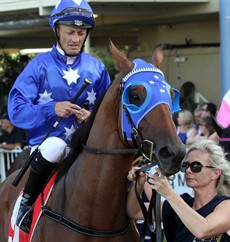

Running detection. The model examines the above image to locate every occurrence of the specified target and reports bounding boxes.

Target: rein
[135,163,162,242]
[40,172,131,238]
[82,144,140,154]
[41,204,131,237]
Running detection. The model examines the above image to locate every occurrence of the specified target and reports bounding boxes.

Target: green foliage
[91,47,118,81]
[0,48,118,98]
[0,53,19,96]
[0,53,32,96]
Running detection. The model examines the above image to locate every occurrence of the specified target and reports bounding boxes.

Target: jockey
[8,0,110,233]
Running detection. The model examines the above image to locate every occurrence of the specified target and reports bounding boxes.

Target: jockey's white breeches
[30,137,69,163]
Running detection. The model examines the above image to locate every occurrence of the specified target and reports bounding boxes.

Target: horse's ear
[211,115,223,137]
[151,44,163,69]
[109,40,134,74]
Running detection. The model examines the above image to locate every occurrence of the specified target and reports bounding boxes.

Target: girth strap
[83,144,140,155]
[41,205,131,237]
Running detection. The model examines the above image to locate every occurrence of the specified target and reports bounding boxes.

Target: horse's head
[110,41,186,176]
[211,116,230,161]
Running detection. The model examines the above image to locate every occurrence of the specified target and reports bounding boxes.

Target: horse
[0,41,186,242]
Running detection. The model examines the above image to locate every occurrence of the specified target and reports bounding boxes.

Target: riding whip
[12,78,92,187]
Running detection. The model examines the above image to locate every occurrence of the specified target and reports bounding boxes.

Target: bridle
[82,78,157,161]
[135,163,163,242]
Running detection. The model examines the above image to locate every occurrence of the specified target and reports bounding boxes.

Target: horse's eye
[129,94,141,106]
[127,85,146,107]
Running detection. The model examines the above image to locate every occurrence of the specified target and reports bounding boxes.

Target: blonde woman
[127,140,230,242]
[176,109,197,144]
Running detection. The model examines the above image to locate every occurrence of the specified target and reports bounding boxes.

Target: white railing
[0,147,22,183]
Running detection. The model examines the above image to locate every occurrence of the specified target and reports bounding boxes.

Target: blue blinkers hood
[121,58,181,140]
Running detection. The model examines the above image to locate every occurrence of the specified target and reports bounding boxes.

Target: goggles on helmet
[54,7,93,19]
[57,20,92,28]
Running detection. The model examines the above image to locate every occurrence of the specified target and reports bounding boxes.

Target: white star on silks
[63,68,80,86]
[38,90,54,103]
[55,0,61,9]
[64,125,76,141]
[86,89,97,105]
[73,0,83,5]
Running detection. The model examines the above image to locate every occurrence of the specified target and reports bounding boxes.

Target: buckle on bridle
[141,139,155,162]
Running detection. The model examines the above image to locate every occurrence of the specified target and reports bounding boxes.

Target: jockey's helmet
[49,0,95,30]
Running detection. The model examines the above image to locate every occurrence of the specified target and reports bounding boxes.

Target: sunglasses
[181,161,215,173]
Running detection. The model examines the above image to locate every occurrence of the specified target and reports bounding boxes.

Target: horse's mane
[55,93,105,182]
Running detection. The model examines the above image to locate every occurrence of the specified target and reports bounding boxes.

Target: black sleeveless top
[162,193,230,242]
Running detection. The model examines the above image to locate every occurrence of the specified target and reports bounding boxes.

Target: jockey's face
[56,24,87,56]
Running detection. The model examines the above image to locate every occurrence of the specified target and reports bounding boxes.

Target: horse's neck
[60,81,134,227]
[63,151,134,229]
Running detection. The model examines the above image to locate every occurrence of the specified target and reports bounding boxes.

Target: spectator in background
[193,105,202,134]
[19,55,30,70]
[216,89,230,128]
[187,116,216,145]
[180,81,208,113]
[0,113,27,150]
[198,116,216,140]
[199,102,218,142]
[176,110,197,145]
[200,102,217,118]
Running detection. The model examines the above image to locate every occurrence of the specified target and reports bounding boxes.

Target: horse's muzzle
[156,144,186,176]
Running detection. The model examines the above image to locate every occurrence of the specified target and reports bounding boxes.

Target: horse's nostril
[158,146,175,160]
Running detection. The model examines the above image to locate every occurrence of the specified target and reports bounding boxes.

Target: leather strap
[41,205,131,237]
[82,144,140,154]
[135,164,162,242]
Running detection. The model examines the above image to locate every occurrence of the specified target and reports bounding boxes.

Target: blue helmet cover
[121,59,181,140]
[49,0,94,28]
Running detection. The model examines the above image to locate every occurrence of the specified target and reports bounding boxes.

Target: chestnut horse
[0,42,185,242]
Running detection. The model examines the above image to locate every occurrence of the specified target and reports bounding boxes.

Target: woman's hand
[126,166,148,219]
[146,168,174,198]
[127,166,147,190]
